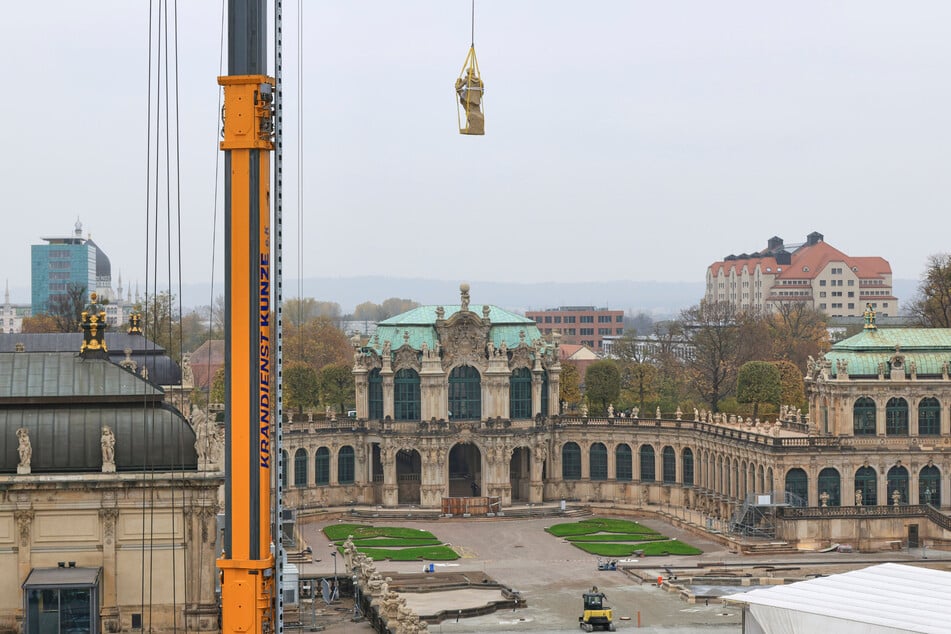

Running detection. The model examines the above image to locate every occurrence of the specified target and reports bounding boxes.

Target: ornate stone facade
[281,294,951,551]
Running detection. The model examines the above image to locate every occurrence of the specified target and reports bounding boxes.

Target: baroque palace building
[0,300,220,634]
[283,288,951,552]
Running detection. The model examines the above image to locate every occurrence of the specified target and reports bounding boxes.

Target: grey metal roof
[0,405,197,473]
[0,354,161,401]
[23,567,101,587]
[0,333,182,385]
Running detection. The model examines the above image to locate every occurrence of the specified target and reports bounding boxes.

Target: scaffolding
[729,491,804,538]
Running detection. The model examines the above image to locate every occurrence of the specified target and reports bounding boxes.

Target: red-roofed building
[705,232,897,317]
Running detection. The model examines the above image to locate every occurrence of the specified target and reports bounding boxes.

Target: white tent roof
[723,563,951,634]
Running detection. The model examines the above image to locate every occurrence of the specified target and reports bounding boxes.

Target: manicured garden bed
[323,523,459,561]
[547,517,701,557]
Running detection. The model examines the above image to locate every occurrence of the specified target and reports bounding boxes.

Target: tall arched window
[918,397,940,436]
[886,397,909,436]
[449,365,481,420]
[394,369,421,420]
[817,467,840,506]
[281,449,288,489]
[315,447,330,485]
[639,445,655,482]
[785,468,808,507]
[855,466,877,506]
[920,465,941,506]
[590,443,607,480]
[541,371,549,417]
[682,449,694,486]
[294,448,308,487]
[368,368,383,420]
[509,368,532,419]
[886,465,908,504]
[338,446,355,484]
[562,442,581,480]
[853,397,876,435]
[615,444,632,481]
[662,447,676,484]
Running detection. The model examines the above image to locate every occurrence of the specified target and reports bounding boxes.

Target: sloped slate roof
[0,333,181,385]
[825,328,951,377]
[724,563,951,634]
[0,353,161,401]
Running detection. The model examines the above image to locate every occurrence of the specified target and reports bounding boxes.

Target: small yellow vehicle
[579,587,615,632]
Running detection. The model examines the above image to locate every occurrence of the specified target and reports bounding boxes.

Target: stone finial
[435,306,445,320]
[863,303,877,330]
[80,292,109,357]
[482,305,490,319]
[460,282,470,312]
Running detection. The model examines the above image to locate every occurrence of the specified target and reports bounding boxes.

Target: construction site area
[281,504,951,633]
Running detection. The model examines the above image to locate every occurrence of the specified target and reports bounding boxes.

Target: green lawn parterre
[323,523,459,562]
[547,517,702,557]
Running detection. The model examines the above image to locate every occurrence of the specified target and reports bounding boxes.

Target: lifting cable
[141,1,190,630]
[456,0,484,135]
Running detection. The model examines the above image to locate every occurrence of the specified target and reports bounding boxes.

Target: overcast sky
[3,1,949,305]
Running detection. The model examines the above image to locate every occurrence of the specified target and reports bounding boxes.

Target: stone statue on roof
[101,426,116,473]
[16,427,31,474]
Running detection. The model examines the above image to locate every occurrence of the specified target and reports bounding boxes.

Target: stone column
[99,508,120,631]
[530,444,547,503]
[353,365,368,419]
[184,504,220,631]
[12,506,33,634]
[909,467,920,505]
[381,446,398,507]
[876,397,886,436]
[580,441,590,480]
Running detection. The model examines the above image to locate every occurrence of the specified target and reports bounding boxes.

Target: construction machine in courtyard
[579,587,616,632]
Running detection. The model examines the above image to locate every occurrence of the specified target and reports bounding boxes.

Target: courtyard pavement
[290,510,951,633]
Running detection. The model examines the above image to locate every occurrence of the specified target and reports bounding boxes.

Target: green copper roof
[379,305,535,326]
[825,328,951,377]
[831,328,951,352]
[369,305,542,354]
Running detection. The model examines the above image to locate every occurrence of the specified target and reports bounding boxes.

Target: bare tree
[47,283,88,332]
[909,253,951,328]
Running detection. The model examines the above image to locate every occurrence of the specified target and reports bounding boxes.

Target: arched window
[785,468,808,507]
[294,448,308,487]
[817,467,840,506]
[281,449,288,489]
[662,447,676,484]
[562,442,581,480]
[682,449,694,486]
[541,370,550,417]
[615,444,632,481]
[509,368,532,419]
[338,446,355,484]
[590,443,607,480]
[886,397,909,436]
[855,466,877,506]
[918,397,940,436]
[449,365,481,420]
[920,465,941,506]
[639,445,655,482]
[394,369,421,421]
[887,465,908,504]
[853,397,876,435]
[368,368,383,420]
[315,447,330,486]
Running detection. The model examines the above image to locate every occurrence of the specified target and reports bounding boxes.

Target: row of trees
[565,300,826,417]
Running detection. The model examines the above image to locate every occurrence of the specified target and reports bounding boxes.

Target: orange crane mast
[216,1,278,632]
